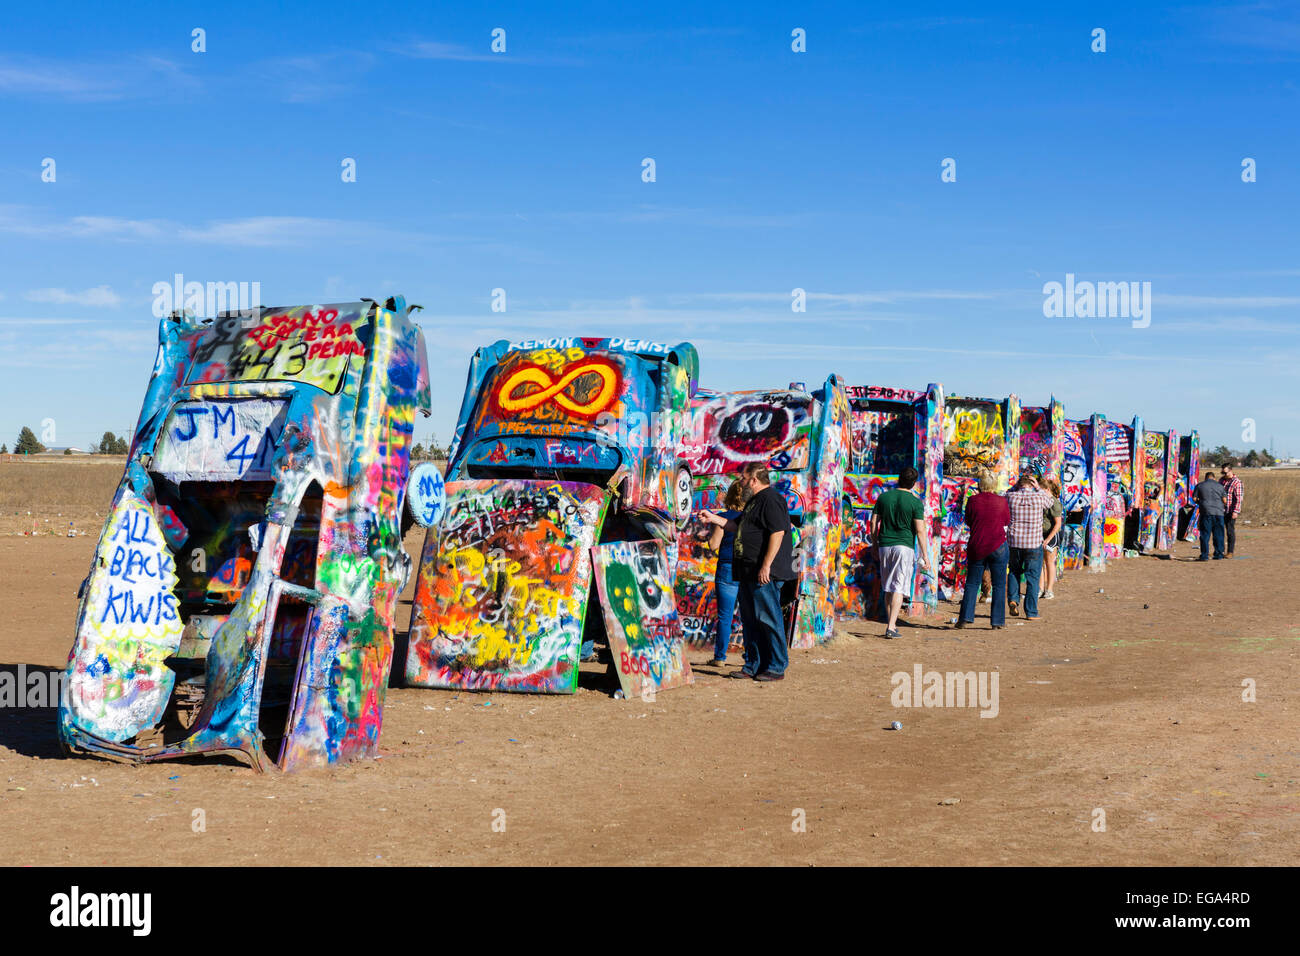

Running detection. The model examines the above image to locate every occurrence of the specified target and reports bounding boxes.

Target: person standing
[1220,463,1243,557]
[701,462,796,681]
[870,466,934,639]
[703,480,746,667]
[1006,474,1054,620]
[955,472,1010,630]
[1039,477,1063,600]
[1192,469,1227,560]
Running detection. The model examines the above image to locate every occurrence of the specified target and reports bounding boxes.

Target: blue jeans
[959,541,1008,627]
[713,561,739,660]
[1008,546,1043,618]
[1200,514,1226,558]
[737,575,788,676]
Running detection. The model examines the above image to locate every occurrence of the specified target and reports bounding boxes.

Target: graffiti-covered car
[937,392,1021,598]
[674,375,850,651]
[406,337,699,697]
[1019,399,1067,577]
[1102,416,1145,559]
[1175,430,1202,543]
[58,298,431,771]
[833,383,944,622]
[1138,426,1181,552]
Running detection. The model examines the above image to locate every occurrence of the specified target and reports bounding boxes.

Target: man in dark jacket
[1192,470,1227,560]
[701,462,796,681]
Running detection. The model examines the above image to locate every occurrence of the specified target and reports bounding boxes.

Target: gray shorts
[878,545,915,594]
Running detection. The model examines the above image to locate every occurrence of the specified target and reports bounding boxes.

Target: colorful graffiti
[1139,430,1168,550]
[1085,414,1108,571]
[674,377,848,650]
[1159,430,1180,551]
[60,298,431,771]
[187,306,364,393]
[680,389,814,477]
[1059,420,1091,570]
[591,540,694,698]
[450,339,698,521]
[836,383,944,619]
[65,490,184,742]
[937,395,1018,599]
[412,337,702,698]
[793,378,850,648]
[944,401,1011,484]
[1177,431,1201,543]
[407,480,608,694]
[407,462,447,528]
[1019,406,1052,476]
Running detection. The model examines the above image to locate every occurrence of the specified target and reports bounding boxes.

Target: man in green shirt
[869,466,934,639]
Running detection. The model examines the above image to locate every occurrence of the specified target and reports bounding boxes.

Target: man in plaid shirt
[1221,464,1244,557]
[1005,473,1054,620]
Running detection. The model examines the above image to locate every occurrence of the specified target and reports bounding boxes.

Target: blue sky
[2,1,1298,455]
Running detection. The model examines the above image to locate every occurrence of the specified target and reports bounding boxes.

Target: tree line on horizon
[6,428,130,456]
[1200,445,1278,469]
[2,424,1280,468]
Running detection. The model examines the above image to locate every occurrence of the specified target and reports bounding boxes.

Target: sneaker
[706,658,727,667]
[1009,601,1020,617]
[953,619,967,629]
[885,628,901,639]
[1042,591,1055,600]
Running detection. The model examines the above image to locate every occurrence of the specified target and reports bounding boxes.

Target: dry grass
[1235,467,1300,526]
[0,458,123,535]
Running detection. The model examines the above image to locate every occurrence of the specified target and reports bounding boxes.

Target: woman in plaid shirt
[1005,474,1054,620]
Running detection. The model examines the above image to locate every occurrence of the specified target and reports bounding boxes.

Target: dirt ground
[2,486,1298,865]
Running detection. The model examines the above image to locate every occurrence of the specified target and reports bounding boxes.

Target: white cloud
[0,206,443,248]
[1155,294,1300,308]
[0,55,198,102]
[691,289,1004,305]
[403,41,502,63]
[25,286,122,307]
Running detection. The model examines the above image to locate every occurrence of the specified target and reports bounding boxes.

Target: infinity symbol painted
[497,362,619,416]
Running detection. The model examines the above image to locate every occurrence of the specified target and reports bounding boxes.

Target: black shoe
[1213,555,1225,560]
[731,669,757,679]
[953,619,967,629]
[1196,557,1210,562]
[754,671,785,682]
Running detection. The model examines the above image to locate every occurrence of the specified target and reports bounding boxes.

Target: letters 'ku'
[673,377,852,651]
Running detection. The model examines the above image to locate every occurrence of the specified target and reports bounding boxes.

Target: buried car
[833,383,945,623]
[674,375,851,651]
[58,297,430,771]
[405,337,699,697]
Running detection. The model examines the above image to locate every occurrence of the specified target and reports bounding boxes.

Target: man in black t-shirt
[701,462,795,681]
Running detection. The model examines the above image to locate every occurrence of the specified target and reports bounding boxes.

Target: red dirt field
[2,518,1297,866]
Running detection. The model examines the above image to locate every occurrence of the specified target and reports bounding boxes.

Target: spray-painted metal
[406,337,698,694]
[59,298,431,771]
[834,383,945,621]
[674,375,850,650]
[937,392,1020,599]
